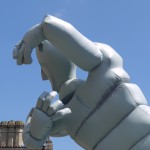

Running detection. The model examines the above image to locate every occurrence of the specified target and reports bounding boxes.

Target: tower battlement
[0,121,24,148]
[0,121,53,150]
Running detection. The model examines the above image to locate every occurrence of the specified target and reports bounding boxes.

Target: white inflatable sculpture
[13,15,150,150]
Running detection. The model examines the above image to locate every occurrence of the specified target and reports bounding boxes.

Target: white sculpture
[13,15,150,150]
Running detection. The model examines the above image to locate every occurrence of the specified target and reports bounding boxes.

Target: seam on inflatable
[93,104,150,150]
[126,84,141,106]
[129,132,150,150]
[93,85,140,150]
[93,108,135,150]
[138,105,150,115]
[125,85,139,106]
[74,78,122,139]
[41,23,46,39]
[90,59,102,72]
[75,95,91,110]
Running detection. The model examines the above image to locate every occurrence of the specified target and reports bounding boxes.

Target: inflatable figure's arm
[13,15,103,71]
[23,91,71,149]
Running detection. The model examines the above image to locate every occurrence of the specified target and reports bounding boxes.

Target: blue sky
[0,0,150,149]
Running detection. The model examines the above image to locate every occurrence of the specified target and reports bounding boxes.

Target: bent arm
[41,15,102,71]
[19,15,102,71]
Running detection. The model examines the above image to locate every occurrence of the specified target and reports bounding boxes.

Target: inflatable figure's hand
[13,40,33,65]
[13,24,45,65]
[22,109,47,149]
[23,91,71,149]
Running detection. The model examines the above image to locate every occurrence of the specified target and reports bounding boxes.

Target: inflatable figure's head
[36,40,76,92]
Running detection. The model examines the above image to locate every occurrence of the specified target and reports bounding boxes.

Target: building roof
[0,121,24,128]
